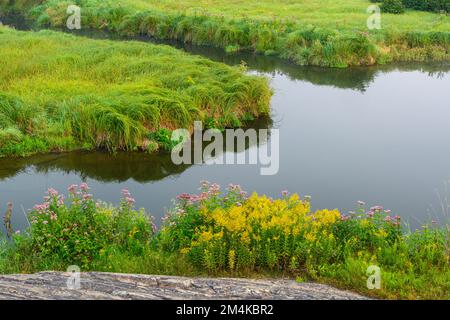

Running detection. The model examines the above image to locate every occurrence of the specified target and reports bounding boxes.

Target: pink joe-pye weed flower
[80,183,90,192]
[68,184,78,194]
[121,189,131,197]
[82,194,93,201]
[47,188,58,198]
[125,197,136,206]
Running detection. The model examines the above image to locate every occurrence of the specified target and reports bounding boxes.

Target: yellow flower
[305,232,316,242]
[199,230,213,242]
[241,230,251,244]
[180,248,190,254]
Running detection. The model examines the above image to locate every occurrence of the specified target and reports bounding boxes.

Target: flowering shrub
[24,184,155,267]
[1,181,448,298]
[160,182,408,272]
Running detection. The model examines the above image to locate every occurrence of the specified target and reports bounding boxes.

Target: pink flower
[357,201,366,206]
[384,209,392,214]
[33,203,49,213]
[199,180,210,190]
[47,188,58,197]
[82,194,93,201]
[121,189,131,197]
[68,184,78,194]
[50,213,57,221]
[208,183,221,195]
[281,190,289,197]
[57,195,65,206]
[385,216,392,222]
[42,220,48,225]
[177,193,192,201]
[227,184,242,193]
[125,197,135,206]
[80,183,90,192]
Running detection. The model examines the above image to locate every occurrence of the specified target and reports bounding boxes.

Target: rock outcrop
[0,272,368,300]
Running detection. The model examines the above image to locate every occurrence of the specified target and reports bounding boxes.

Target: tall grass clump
[18,0,450,67]
[0,26,271,157]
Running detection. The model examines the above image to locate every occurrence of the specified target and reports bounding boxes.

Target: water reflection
[68,29,450,92]
[0,116,273,183]
[1,19,450,233]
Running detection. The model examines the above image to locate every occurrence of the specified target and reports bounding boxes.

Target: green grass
[12,0,450,67]
[1,182,448,300]
[0,26,271,157]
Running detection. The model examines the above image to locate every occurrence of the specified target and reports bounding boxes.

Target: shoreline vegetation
[0,26,271,157]
[1,182,449,300]
[2,0,449,67]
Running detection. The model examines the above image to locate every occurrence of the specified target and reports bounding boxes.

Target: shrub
[382,0,406,14]
[160,183,408,272]
[1,181,449,298]
[20,183,155,267]
[402,0,449,13]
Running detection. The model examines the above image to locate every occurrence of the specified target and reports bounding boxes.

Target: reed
[13,0,450,67]
[0,26,271,157]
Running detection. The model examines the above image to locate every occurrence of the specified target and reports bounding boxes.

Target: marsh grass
[18,0,450,67]
[0,26,271,157]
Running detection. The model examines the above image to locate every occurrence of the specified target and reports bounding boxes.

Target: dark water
[1,24,450,232]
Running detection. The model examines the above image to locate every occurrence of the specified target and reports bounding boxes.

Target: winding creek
[1,25,450,232]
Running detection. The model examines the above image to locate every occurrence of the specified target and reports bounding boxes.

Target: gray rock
[0,272,369,300]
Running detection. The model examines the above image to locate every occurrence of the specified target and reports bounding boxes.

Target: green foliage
[382,0,406,14]
[18,0,450,67]
[159,182,450,299]
[0,182,449,299]
[402,0,449,12]
[11,184,154,268]
[148,128,177,152]
[0,27,271,157]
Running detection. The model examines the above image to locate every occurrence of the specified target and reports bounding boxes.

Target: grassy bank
[1,182,448,300]
[0,26,271,157]
[9,0,450,67]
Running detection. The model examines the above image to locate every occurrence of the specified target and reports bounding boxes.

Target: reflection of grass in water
[17,0,450,67]
[69,29,450,92]
[0,26,271,157]
[0,115,273,183]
